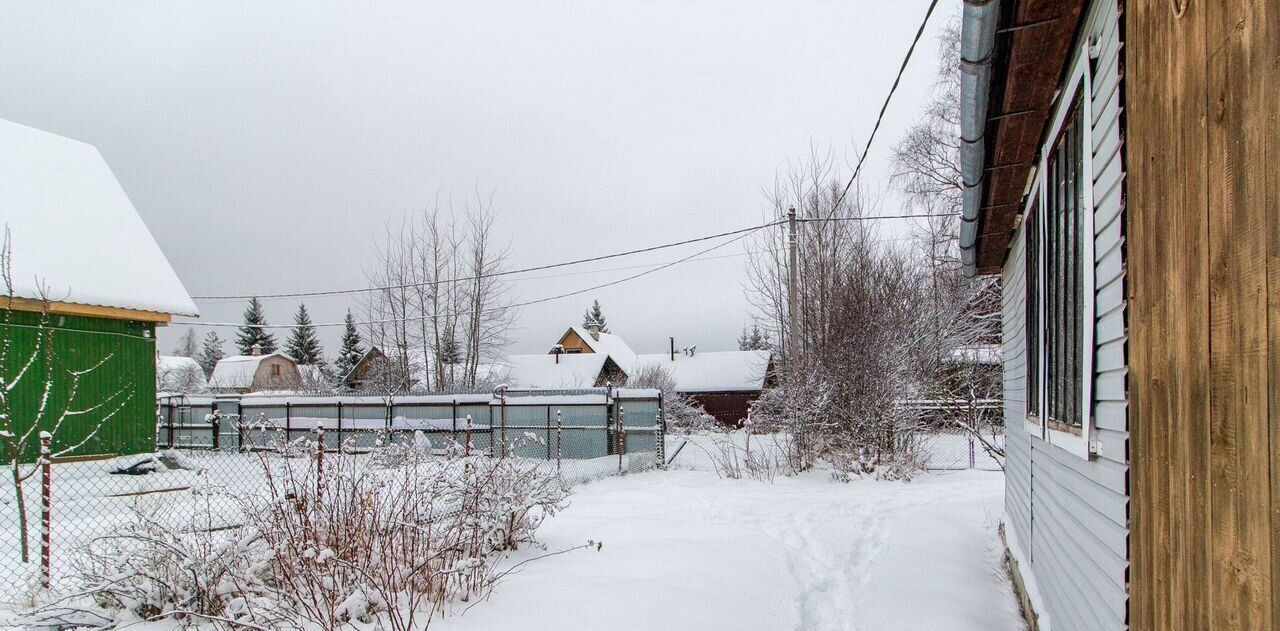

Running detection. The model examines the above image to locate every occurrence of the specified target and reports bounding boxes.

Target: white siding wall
[1001,1,1128,629]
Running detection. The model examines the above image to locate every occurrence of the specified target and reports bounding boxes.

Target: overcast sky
[0,1,952,358]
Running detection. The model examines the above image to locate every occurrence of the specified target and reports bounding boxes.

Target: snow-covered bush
[625,363,717,434]
[53,508,276,628]
[702,422,793,482]
[244,442,571,630]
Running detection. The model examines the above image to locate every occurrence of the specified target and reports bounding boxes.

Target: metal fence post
[545,405,552,460]
[617,407,625,473]
[167,399,175,449]
[465,415,473,457]
[499,390,507,459]
[39,433,52,589]
[656,392,666,467]
[315,425,324,497]
[285,401,292,443]
[337,400,344,452]
[556,409,563,476]
[452,399,459,445]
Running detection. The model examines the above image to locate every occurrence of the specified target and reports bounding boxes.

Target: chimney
[250,343,262,356]
[587,321,601,341]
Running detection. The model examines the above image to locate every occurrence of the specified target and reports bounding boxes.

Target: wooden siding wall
[1128,0,1279,629]
[1001,1,1130,629]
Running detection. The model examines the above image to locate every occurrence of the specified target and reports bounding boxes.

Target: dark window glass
[1041,92,1087,433]
[1025,196,1041,421]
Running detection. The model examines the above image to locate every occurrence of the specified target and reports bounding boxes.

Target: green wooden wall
[2,309,157,461]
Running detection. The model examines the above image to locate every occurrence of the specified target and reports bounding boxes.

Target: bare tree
[745,149,929,475]
[360,193,514,392]
[891,16,1003,461]
[0,227,133,563]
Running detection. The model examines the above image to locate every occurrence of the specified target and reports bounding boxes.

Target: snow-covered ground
[434,469,1022,631]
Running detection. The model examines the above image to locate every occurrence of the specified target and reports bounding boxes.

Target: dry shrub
[39,439,579,631]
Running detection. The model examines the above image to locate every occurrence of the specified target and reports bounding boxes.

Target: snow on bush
[624,363,717,434]
[30,438,580,630]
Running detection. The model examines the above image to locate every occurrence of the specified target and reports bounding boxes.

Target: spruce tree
[285,303,324,364]
[438,331,460,365]
[334,310,364,378]
[198,331,226,377]
[737,323,771,351]
[173,329,199,357]
[582,299,610,333]
[235,297,278,355]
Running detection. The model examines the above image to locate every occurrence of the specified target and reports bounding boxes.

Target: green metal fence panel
[4,310,156,461]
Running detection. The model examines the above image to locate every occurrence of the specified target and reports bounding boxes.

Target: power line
[798,212,956,223]
[191,220,785,302]
[177,228,761,330]
[829,0,941,217]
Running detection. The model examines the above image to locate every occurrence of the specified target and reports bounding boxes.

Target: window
[1045,98,1086,435]
[1022,44,1096,457]
[1024,195,1042,432]
[271,364,282,377]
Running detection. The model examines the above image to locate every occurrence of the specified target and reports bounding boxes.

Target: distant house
[208,347,300,393]
[504,323,774,424]
[340,346,506,392]
[156,355,208,393]
[1,118,198,459]
[633,348,773,426]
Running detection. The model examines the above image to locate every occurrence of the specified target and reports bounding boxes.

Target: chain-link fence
[0,387,664,600]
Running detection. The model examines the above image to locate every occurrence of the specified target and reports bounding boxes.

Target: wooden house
[960,0,1278,628]
[504,324,774,425]
[208,348,301,393]
[0,118,199,459]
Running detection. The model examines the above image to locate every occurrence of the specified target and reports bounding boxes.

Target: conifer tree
[285,303,324,364]
[235,297,278,355]
[334,310,365,377]
[198,331,226,377]
[173,329,199,357]
[582,299,610,333]
[737,323,771,351]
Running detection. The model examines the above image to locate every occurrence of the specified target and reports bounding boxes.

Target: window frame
[1022,43,1097,459]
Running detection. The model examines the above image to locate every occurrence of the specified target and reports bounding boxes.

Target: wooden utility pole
[786,206,804,469]
[787,207,799,365]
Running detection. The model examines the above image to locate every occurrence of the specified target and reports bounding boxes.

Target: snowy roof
[156,355,207,392]
[209,353,295,390]
[504,353,608,389]
[0,119,198,317]
[945,344,1002,366]
[565,326,637,370]
[634,350,772,393]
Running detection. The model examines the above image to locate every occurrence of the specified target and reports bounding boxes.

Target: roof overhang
[4,295,174,324]
[959,0,1086,276]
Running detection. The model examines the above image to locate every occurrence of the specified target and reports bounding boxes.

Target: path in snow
[436,469,1023,631]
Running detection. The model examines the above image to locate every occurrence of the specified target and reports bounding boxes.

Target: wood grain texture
[1128,0,1277,628]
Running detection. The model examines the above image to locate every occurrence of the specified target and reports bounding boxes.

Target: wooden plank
[2,295,174,323]
[1207,0,1273,628]
[1126,0,1212,628]
[1268,0,1280,622]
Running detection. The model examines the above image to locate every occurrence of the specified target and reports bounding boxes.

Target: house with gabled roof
[1,118,198,458]
[504,322,774,424]
[208,347,301,393]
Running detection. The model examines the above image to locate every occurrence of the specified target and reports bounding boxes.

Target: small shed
[209,351,300,393]
[156,355,208,393]
[0,118,198,459]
